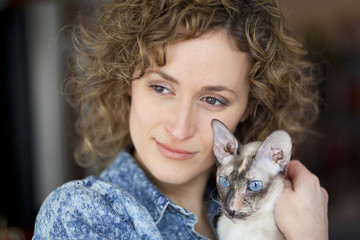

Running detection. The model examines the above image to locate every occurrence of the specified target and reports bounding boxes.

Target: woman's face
[129,31,250,186]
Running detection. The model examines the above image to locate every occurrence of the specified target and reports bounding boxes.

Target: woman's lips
[155,140,196,160]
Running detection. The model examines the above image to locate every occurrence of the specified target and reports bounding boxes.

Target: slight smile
[155,140,197,160]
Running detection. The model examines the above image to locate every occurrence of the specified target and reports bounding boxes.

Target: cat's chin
[224,211,250,223]
[227,217,246,224]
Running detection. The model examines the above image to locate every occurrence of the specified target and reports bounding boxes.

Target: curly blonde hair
[65,0,320,168]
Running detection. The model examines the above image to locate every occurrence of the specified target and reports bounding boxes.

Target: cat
[211,119,292,240]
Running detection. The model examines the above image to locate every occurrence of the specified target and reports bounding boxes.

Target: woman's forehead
[162,32,250,83]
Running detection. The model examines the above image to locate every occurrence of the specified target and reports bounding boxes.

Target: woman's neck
[145,165,216,239]
[149,168,211,217]
[150,169,216,240]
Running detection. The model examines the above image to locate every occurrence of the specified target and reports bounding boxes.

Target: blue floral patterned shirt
[33,149,220,239]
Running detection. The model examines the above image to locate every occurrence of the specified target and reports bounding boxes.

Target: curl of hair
[65,0,320,168]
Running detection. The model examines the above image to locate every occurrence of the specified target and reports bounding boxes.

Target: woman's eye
[218,176,230,188]
[151,85,171,94]
[248,180,263,192]
[202,96,225,106]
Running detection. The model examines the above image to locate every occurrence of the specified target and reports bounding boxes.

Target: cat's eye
[218,176,230,188]
[248,180,263,191]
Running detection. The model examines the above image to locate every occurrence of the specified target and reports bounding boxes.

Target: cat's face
[216,141,265,220]
[212,119,292,222]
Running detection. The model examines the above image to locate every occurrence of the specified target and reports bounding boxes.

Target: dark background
[1,0,359,239]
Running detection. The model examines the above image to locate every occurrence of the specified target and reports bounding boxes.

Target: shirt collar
[99,149,221,225]
[99,149,170,223]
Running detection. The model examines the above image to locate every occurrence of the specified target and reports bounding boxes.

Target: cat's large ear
[211,119,240,165]
[255,130,292,174]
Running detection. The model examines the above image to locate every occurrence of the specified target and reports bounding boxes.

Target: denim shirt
[33,149,221,239]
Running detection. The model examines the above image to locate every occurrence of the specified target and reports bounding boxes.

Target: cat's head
[211,119,292,221]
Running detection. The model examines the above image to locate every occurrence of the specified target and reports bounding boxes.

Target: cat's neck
[218,212,285,240]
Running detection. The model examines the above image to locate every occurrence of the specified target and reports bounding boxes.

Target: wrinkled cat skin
[212,119,292,240]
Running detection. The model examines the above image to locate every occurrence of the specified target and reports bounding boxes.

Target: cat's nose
[226,208,236,218]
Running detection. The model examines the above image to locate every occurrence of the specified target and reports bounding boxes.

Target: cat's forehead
[218,141,262,174]
[240,141,262,158]
[235,141,262,174]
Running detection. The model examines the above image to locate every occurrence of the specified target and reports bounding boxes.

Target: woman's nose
[165,102,196,141]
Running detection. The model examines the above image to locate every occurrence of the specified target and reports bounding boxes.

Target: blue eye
[248,180,263,191]
[219,176,230,188]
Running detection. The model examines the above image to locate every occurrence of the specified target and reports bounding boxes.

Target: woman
[33,0,328,239]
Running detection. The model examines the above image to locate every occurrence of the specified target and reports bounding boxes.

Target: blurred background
[1,0,359,239]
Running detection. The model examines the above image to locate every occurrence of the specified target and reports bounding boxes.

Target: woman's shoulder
[36,176,134,216]
[33,177,162,239]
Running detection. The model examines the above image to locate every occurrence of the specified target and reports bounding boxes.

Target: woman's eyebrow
[201,85,237,95]
[148,69,179,84]
[148,69,237,95]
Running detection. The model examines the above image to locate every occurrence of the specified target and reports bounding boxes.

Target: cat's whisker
[210,188,221,205]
